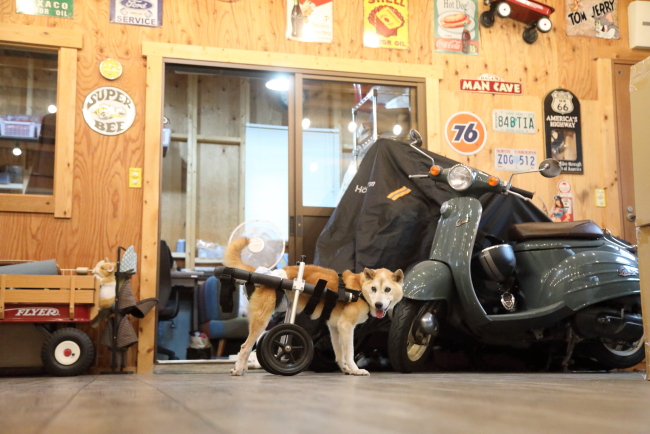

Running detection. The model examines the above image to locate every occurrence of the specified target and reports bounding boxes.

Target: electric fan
[227,219,285,269]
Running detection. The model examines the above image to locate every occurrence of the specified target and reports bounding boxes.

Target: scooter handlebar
[509,185,534,199]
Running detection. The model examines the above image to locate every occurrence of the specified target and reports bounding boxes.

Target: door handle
[627,213,636,222]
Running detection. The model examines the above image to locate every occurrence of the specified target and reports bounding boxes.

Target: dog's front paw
[351,369,370,376]
[230,368,246,376]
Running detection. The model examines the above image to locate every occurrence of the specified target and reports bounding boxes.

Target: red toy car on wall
[480,0,555,44]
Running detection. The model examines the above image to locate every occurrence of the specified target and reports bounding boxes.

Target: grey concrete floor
[1,371,649,434]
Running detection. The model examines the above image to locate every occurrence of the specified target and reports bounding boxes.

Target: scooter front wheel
[388,299,439,373]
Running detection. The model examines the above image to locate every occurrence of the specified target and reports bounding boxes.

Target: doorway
[155,63,423,362]
[613,61,638,244]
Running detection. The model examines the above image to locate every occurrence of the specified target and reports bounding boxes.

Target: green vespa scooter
[388,130,643,372]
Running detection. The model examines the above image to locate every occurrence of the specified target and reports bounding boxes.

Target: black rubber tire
[523,27,538,44]
[258,324,313,376]
[584,339,646,370]
[480,11,495,28]
[388,299,435,373]
[41,328,95,377]
[255,332,279,375]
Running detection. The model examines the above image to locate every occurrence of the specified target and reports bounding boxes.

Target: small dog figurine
[93,258,117,309]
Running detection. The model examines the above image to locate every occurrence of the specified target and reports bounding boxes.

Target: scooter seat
[509,220,603,241]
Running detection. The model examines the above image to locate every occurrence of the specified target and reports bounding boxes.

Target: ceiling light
[302,118,311,129]
[348,121,357,133]
[13,144,22,156]
[393,124,403,135]
[266,77,290,91]
[47,104,57,114]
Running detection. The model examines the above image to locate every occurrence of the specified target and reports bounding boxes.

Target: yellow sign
[363,0,409,50]
[99,59,123,80]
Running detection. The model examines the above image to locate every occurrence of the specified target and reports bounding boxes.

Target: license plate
[493,110,536,134]
[494,148,538,172]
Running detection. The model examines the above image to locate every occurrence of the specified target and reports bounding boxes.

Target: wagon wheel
[41,328,95,377]
[480,11,495,28]
[537,17,552,33]
[496,2,511,17]
[523,27,539,44]
[257,324,313,376]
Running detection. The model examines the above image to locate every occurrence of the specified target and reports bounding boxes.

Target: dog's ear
[392,269,404,284]
[363,268,376,281]
[106,263,115,273]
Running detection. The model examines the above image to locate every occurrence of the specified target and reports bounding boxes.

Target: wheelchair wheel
[258,324,313,376]
[255,332,278,375]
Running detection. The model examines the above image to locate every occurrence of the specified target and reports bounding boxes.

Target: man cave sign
[82,86,136,136]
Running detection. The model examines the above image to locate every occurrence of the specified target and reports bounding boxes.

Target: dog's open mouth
[375,304,390,319]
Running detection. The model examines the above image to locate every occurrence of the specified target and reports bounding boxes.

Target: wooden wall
[0,0,646,367]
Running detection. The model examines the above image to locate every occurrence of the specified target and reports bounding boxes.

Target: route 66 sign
[544,89,583,174]
[550,90,574,114]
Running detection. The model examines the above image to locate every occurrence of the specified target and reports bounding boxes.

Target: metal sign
[460,78,523,95]
[110,0,163,27]
[16,0,73,18]
[286,0,333,43]
[493,110,536,134]
[99,59,123,80]
[82,86,136,136]
[444,112,487,155]
[544,89,583,174]
[434,0,480,55]
[363,0,409,50]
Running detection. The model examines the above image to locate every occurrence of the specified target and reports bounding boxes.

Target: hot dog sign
[435,0,480,55]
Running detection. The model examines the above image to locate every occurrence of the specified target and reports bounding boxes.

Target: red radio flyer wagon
[0,270,99,376]
[480,0,555,44]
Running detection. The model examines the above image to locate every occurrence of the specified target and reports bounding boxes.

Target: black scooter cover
[314,139,550,273]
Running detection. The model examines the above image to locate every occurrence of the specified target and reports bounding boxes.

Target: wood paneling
[0,0,641,370]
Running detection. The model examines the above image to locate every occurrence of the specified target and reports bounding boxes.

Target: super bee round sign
[82,86,135,136]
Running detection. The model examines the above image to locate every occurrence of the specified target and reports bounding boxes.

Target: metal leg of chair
[217,339,226,357]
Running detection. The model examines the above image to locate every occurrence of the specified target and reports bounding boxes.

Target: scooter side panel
[516,243,639,311]
[402,260,454,301]
[430,197,490,327]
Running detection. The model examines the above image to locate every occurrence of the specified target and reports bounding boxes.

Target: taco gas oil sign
[82,87,136,136]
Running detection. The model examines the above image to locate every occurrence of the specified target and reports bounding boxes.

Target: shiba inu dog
[224,237,404,376]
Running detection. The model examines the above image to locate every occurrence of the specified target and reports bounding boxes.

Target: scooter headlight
[447,165,475,191]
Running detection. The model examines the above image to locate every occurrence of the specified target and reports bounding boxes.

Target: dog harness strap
[337,274,348,301]
[245,282,255,298]
[320,289,339,323]
[302,279,327,317]
[218,267,237,313]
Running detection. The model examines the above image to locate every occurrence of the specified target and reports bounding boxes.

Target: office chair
[197,276,249,357]
[157,240,180,360]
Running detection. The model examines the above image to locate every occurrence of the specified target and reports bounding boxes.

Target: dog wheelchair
[214,258,362,376]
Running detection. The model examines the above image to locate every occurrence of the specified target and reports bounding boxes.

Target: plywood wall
[0,0,645,367]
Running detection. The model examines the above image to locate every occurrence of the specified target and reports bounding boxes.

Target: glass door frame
[293,73,426,262]
[141,42,442,372]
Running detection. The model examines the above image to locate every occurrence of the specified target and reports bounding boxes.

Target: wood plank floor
[1,371,649,434]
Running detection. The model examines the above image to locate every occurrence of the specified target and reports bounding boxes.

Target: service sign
[544,89,583,174]
[493,110,536,134]
[434,0,480,56]
[286,0,333,43]
[82,87,136,136]
[460,78,522,95]
[16,0,73,18]
[110,0,163,28]
[363,0,409,50]
[494,148,538,172]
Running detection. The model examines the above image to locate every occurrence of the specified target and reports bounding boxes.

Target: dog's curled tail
[223,237,255,272]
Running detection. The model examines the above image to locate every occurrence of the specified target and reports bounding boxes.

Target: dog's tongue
[375,309,385,319]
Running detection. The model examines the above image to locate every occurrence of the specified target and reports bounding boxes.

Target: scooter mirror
[539,159,562,178]
[409,129,423,147]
